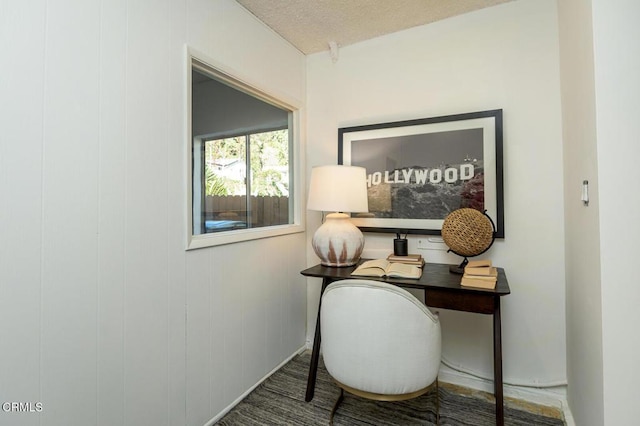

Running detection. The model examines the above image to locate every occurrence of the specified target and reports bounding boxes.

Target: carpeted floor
[217,352,565,425]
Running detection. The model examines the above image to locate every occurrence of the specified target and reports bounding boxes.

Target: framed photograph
[339,109,504,237]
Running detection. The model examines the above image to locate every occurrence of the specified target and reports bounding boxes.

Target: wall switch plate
[416,237,446,251]
[417,238,429,250]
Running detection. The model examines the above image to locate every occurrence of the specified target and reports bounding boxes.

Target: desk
[301,261,511,426]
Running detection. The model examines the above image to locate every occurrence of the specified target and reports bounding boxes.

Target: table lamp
[307,165,369,267]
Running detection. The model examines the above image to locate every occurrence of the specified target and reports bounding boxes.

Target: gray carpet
[217,352,564,425]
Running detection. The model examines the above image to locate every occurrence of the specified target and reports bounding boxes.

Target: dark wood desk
[301,261,511,426]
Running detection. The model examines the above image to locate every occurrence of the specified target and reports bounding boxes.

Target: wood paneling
[0,1,306,425]
[40,0,101,423]
[0,2,47,426]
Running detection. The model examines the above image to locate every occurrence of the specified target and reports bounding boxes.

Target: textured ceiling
[236,0,513,55]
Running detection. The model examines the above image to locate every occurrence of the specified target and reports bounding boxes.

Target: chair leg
[435,378,440,426]
[329,388,344,425]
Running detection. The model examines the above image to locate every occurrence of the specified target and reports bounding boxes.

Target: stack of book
[461,260,497,289]
[386,253,425,266]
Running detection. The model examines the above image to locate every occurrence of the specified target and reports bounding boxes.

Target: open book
[351,259,422,279]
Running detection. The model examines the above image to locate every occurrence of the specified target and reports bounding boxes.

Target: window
[187,51,303,249]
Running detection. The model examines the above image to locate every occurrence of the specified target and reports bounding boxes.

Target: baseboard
[204,345,307,426]
[439,365,575,424]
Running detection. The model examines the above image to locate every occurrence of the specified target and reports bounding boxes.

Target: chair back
[320,279,441,396]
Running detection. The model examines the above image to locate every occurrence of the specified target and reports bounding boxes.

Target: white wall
[0,1,307,425]
[306,0,567,396]
[591,0,640,424]
[558,0,640,423]
[557,0,604,424]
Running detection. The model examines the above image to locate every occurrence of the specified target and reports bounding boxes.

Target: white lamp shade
[307,165,368,213]
[307,165,368,266]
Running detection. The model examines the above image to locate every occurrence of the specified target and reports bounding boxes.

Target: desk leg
[305,278,331,402]
[493,297,504,426]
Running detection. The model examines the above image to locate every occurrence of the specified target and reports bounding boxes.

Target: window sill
[186,223,305,250]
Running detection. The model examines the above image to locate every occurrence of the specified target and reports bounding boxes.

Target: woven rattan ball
[441,208,494,257]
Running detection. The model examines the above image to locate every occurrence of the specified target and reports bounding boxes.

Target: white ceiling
[235,0,514,55]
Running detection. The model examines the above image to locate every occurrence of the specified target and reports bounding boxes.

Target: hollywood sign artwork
[366,164,476,187]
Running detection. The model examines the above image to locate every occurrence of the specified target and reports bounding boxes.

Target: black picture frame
[338,109,504,238]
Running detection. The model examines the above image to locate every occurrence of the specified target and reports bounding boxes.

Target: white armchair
[320,279,442,424]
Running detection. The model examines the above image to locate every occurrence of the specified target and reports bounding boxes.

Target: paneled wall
[0,1,307,425]
[590,1,640,424]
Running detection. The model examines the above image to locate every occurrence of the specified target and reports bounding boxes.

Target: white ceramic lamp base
[312,213,364,267]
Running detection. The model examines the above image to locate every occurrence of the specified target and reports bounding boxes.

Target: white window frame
[185,46,304,250]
